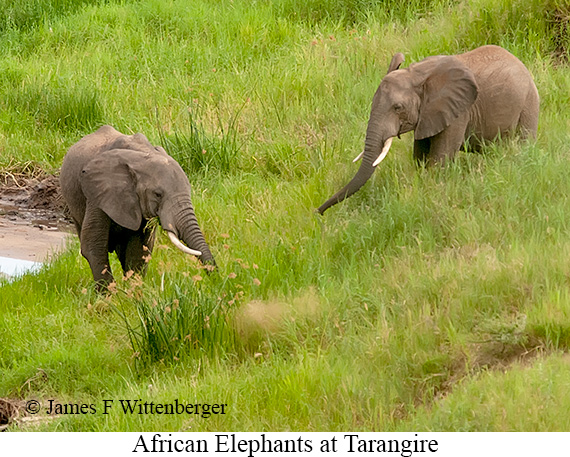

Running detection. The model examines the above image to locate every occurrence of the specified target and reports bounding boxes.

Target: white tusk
[372,137,394,167]
[167,231,202,257]
[353,150,364,163]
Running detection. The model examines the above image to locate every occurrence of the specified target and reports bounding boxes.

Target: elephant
[317,45,539,214]
[60,125,215,290]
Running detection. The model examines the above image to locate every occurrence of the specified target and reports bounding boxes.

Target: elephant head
[317,52,478,214]
[80,147,215,266]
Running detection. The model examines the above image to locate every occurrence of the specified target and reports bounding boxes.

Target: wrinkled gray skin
[318,45,539,214]
[60,125,214,290]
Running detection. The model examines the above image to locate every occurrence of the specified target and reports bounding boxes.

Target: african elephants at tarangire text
[60,125,215,291]
[317,45,539,214]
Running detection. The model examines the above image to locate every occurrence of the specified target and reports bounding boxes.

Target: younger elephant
[60,125,215,290]
[318,45,539,214]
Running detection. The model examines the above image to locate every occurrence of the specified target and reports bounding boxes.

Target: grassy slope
[1,0,570,431]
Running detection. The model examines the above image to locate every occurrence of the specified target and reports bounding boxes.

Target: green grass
[1,0,570,431]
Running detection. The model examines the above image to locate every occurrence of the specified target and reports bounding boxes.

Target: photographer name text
[37,399,226,418]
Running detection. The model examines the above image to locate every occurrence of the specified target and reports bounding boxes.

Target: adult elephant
[60,125,215,290]
[317,45,539,214]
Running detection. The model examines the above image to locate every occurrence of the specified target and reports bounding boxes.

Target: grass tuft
[158,104,243,175]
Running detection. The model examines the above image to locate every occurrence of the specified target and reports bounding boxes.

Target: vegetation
[1,0,569,431]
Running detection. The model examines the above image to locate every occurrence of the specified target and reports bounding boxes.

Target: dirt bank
[0,173,72,263]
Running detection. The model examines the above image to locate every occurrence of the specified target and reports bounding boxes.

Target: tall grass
[110,263,244,368]
[0,0,108,32]
[1,0,570,431]
[5,78,103,131]
[158,103,244,175]
[273,0,453,24]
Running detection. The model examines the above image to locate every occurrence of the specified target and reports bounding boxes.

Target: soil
[0,173,72,263]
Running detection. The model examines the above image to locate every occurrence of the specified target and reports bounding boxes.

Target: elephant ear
[81,149,142,231]
[415,56,478,140]
[387,52,405,74]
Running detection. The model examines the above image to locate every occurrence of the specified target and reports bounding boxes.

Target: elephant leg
[72,218,82,239]
[413,138,431,165]
[80,204,113,290]
[517,87,539,140]
[117,227,156,277]
[425,116,469,166]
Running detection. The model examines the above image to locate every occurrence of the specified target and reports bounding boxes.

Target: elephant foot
[94,278,114,294]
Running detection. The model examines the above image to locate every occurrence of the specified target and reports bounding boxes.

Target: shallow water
[0,256,41,279]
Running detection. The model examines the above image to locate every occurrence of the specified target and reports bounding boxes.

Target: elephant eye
[153,190,163,199]
[393,103,404,112]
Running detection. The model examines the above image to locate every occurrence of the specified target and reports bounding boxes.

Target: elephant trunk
[165,200,215,267]
[317,127,390,215]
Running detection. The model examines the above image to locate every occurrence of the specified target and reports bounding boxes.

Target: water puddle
[0,256,41,280]
[0,219,69,283]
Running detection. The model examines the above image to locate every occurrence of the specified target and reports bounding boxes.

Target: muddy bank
[0,173,72,266]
